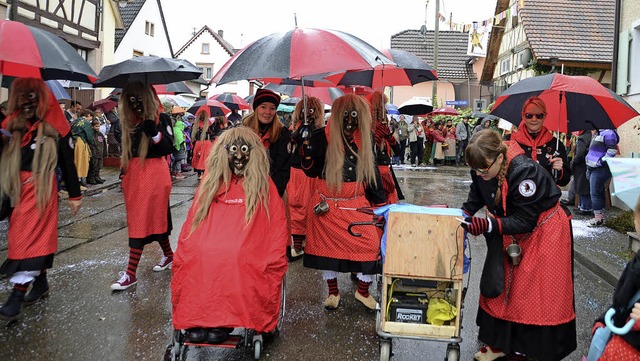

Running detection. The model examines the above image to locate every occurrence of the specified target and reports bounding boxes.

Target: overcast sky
[161,0,497,51]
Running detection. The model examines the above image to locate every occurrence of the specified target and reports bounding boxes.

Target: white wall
[175,29,250,98]
[114,1,172,62]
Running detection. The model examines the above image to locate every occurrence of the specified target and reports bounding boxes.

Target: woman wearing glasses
[461,130,576,361]
[511,97,571,186]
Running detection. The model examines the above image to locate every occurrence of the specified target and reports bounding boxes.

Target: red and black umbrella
[264,83,343,105]
[187,99,230,117]
[490,73,639,133]
[323,49,438,89]
[0,20,98,83]
[431,106,460,116]
[152,81,194,95]
[211,28,394,85]
[208,92,251,111]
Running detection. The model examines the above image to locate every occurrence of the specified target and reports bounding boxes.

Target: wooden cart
[376,208,465,361]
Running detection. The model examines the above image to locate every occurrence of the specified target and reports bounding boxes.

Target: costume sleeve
[493,161,558,235]
[365,161,387,206]
[461,171,487,216]
[149,113,175,157]
[300,127,327,178]
[270,128,292,197]
[58,133,82,199]
[554,140,571,186]
[83,121,95,145]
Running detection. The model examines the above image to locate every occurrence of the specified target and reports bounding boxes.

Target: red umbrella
[490,73,639,133]
[187,99,230,117]
[211,28,394,85]
[323,49,438,90]
[152,81,194,95]
[431,106,460,116]
[208,93,251,111]
[88,97,118,113]
[0,20,98,83]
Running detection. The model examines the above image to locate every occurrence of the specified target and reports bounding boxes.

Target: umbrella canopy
[340,85,374,96]
[490,73,640,133]
[277,104,295,113]
[94,56,202,88]
[604,158,640,210]
[152,81,194,95]
[45,80,71,100]
[431,106,460,116]
[280,97,300,106]
[208,92,251,111]
[211,28,394,85]
[158,94,193,108]
[0,20,98,83]
[323,49,437,89]
[398,98,433,115]
[386,103,400,115]
[88,97,119,113]
[244,94,255,105]
[264,83,344,105]
[187,99,230,117]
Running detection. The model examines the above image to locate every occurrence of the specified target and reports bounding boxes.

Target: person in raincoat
[288,95,325,259]
[0,77,82,321]
[110,81,175,291]
[299,94,385,311]
[171,126,288,344]
[461,130,576,361]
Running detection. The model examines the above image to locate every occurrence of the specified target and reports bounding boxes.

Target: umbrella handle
[604,308,637,335]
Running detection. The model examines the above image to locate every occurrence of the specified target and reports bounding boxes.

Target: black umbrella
[324,49,437,88]
[280,97,301,106]
[211,28,394,85]
[94,56,202,88]
[186,99,230,117]
[398,98,433,115]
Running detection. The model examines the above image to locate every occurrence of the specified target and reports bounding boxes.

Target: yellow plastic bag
[426,298,458,326]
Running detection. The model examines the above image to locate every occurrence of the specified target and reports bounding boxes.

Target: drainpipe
[611,0,621,91]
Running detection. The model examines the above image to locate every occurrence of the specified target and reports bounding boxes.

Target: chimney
[218,30,224,38]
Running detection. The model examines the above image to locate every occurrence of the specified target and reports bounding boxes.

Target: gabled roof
[115,0,174,56]
[521,0,614,65]
[391,30,473,80]
[174,26,235,57]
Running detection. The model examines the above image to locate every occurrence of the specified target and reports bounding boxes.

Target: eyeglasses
[524,113,545,120]
[472,156,499,175]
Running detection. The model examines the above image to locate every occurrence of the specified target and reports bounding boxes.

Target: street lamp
[113,0,130,8]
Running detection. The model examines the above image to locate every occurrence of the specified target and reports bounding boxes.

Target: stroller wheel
[253,339,262,360]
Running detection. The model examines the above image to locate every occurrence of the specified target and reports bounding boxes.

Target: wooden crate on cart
[380,210,465,338]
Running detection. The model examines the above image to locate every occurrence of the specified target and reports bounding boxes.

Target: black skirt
[0,254,54,275]
[303,254,381,275]
[476,307,577,361]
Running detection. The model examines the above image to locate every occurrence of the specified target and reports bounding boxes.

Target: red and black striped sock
[159,238,173,257]
[14,283,29,293]
[292,235,304,252]
[327,278,339,296]
[357,280,371,297]
[126,247,143,278]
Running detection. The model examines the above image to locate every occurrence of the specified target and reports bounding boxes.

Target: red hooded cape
[171,178,288,332]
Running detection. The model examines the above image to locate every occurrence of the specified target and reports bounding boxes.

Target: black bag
[0,192,12,221]
[479,235,505,298]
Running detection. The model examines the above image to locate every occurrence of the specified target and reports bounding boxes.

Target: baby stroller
[165,278,286,361]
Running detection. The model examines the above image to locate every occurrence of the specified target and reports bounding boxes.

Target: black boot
[0,289,26,321]
[86,177,97,185]
[79,178,88,187]
[25,273,49,306]
[95,175,105,184]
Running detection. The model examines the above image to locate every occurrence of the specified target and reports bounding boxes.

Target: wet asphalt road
[0,165,615,360]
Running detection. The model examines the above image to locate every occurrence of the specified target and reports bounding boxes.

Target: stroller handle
[604,308,637,335]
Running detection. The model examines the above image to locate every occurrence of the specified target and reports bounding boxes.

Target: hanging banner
[467,22,490,57]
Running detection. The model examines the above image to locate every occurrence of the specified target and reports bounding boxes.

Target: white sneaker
[111,272,137,291]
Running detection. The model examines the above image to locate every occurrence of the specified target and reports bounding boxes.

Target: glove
[141,119,158,137]
[461,216,490,236]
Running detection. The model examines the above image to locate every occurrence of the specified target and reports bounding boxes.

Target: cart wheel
[379,339,392,361]
[253,340,262,360]
[276,277,286,333]
[445,344,460,361]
